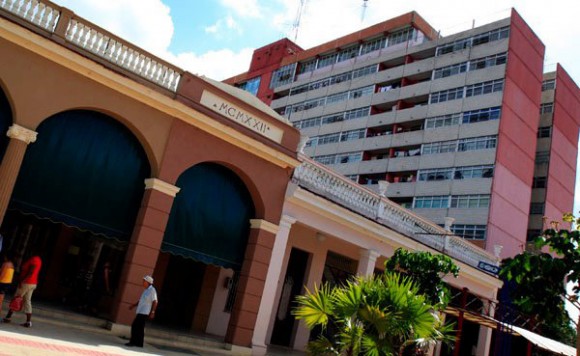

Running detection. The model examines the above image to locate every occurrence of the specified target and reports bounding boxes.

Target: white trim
[7,124,37,144]
[144,178,180,197]
[249,219,279,234]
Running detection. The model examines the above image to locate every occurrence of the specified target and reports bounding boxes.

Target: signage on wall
[200,91,284,144]
[478,261,500,275]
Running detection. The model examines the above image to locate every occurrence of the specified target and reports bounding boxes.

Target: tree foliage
[500,218,579,346]
[293,273,454,356]
[384,248,460,310]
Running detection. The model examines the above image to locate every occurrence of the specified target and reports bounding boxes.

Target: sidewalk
[0,302,303,355]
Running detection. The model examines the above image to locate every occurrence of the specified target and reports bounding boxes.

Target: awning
[445,307,576,356]
[510,325,576,356]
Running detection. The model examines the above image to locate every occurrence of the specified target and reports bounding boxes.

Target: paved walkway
[0,319,198,355]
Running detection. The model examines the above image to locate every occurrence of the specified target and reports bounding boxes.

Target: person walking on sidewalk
[3,254,42,327]
[0,253,15,316]
[125,275,157,348]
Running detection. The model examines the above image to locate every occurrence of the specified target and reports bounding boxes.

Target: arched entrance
[1,110,150,316]
[0,87,12,160]
[156,162,255,334]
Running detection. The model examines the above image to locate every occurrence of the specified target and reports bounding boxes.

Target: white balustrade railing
[0,0,59,32]
[293,156,500,270]
[65,19,181,91]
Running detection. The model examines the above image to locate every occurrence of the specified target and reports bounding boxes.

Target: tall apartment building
[226,10,580,259]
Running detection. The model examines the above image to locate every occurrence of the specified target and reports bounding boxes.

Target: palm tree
[293,272,453,356]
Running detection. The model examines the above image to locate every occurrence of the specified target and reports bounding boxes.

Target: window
[435,27,509,56]
[432,62,468,79]
[537,126,552,138]
[270,63,297,88]
[337,46,359,62]
[413,196,450,209]
[542,79,556,91]
[457,136,497,151]
[532,177,547,188]
[468,53,507,70]
[326,92,349,105]
[430,87,464,104]
[530,203,545,215]
[295,117,322,129]
[345,174,358,182]
[352,65,378,79]
[455,165,495,179]
[237,76,261,96]
[450,194,490,208]
[465,79,504,97]
[297,59,317,74]
[350,86,374,99]
[317,133,341,145]
[314,152,362,165]
[424,113,461,129]
[417,168,453,181]
[462,107,501,124]
[421,140,457,155]
[340,129,366,142]
[387,27,416,46]
[540,103,554,114]
[535,151,550,164]
[317,53,338,69]
[361,37,386,55]
[451,225,487,240]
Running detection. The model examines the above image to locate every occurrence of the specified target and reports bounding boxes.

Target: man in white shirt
[125,275,158,347]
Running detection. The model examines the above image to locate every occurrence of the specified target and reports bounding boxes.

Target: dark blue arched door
[162,163,255,270]
[10,110,150,240]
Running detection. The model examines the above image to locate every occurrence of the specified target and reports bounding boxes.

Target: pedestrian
[3,254,42,327]
[0,253,15,316]
[125,275,157,347]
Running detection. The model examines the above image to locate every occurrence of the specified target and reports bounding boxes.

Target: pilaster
[111,178,180,324]
[0,124,37,225]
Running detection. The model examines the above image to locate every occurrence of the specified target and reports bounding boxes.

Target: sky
[53,1,580,211]
[47,0,580,323]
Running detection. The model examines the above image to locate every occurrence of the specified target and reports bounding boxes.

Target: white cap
[143,275,154,284]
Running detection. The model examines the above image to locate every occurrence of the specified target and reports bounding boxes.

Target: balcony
[292,156,500,270]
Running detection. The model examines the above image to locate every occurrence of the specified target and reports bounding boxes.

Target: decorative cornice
[279,215,297,230]
[250,219,279,234]
[144,178,180,197]
[7,124,37,144]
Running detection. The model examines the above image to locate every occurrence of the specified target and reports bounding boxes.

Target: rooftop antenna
[292,0,307,42]
[361,0,369,22]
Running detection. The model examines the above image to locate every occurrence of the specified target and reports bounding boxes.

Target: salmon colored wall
[158,119,291,221]
[545,66,580,221]
[0,37,173,175]
[487,9,545,258]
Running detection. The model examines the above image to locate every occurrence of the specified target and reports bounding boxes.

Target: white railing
[0,0,59,32]
[65,19,181,92]
[293,156,500,269]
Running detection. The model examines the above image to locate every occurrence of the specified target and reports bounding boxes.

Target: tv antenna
[292,0,307,42]
[361,0,369,22]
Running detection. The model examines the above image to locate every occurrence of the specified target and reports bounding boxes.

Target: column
[225,219,279,352]
[475,299,495,356]
[356,248,380,276]
[110,178,180,325]
[0,124,37,226]
[293,244,328,351]
[252,215,296,355]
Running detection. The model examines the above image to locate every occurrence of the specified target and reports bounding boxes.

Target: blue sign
[478,261,500,275]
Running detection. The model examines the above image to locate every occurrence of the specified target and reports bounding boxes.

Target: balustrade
[293,156,499,269]
[0,0,59,31]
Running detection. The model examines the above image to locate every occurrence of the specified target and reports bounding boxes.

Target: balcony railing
[0,0,183,92]
[293,155,500,270]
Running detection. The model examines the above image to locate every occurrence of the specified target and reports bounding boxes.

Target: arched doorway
[157,162,255,334]
[0,87,12,160]
[1,110,150,316]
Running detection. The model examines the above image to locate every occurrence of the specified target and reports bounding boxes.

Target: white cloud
[168,48,254,81]
[56,0,173,58]
[220,0,262,18]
